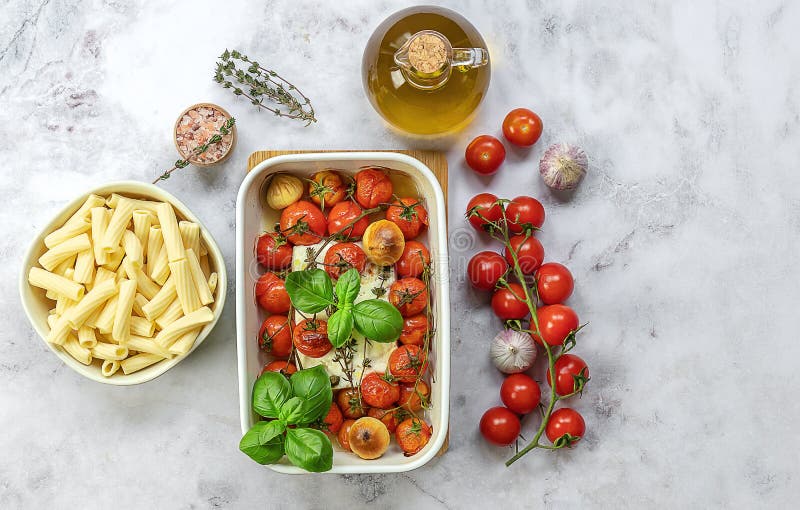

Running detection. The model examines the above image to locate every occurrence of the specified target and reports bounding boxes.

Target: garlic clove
[539,143,588,191]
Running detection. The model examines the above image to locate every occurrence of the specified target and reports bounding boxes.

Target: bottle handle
[451,47,489,70]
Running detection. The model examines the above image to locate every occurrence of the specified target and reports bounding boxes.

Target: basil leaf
[285,269,333,314]
[290,366,333,423]
[284,428,333,472]
[239,421,285,464]
[278,397,306,424]
[335,268,361,305]
[328,309,354,348]
[258,420,286,444]
[353,299,403,342]
[252,371,292,418]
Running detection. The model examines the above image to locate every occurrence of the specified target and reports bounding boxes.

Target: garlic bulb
[539,143,588,190]
[490,329,536,374]
[362,219,405,266]
[265,174,303,209]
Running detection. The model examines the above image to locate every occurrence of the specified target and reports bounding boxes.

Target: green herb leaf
[284,269,333,314]
[290,365,333,423]
[328,309,354,348]
[239,421,285,464]
[353,299,403,343]
[278,396,306,424]
[258,419,285,444]
[252,371,292,418]
[335,268,361,305]
[284,428,333,472]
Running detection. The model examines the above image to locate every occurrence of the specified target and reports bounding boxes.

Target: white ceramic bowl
[19,181,227,385]
[236,152,450,474]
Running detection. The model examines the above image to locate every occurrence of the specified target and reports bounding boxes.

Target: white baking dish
[236,152,450,474]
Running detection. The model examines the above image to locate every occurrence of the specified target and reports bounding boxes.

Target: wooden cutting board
[247,149,449,457]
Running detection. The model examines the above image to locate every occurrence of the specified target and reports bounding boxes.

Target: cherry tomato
[491,283,529,320]
[321,401,344,434]
[502,108,543,147]
[255,232,293,270]
[388,345,428,383]
[504,234,544,274]
[467,251,508,291]
[279,200,327,246]
[396,418,432,456]
[399,314,428,346]
[336,388,367,419]
[396,241,430,279]
[367,407,405,433]
[255,273,290,314]
[323,242,367,280]
[465,193,503,232]
[338,419,356,451]
[534,304,579,346]
[360,372,401,409]
[500,374,541,414]
[309,170,346,209]
[546,354,589,396]
[505,196,545,234]
[354,167,393,209]
[398,380,430,412]
[389,277,428,317]
[260,360,297,377]
[545,408,585,446]
[292,319,332,358]
[479,406,521,446]
[386,198,429,239]
[327,201,370,239]
[465,135,506,175]
[257,315,292,358]
[535,262,574,305]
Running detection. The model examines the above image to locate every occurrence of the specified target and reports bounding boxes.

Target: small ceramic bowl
[173,103,237,167]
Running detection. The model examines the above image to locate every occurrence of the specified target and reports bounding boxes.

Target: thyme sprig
[153,116,235,184]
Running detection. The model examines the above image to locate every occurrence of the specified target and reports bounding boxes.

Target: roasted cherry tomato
[336,388,367,419]
[260,360,297,377]
[491,283,529,320]
[399,314,428,346]
[396,418,432,456]
[255,273,290,314]
[255,232,293,270]
[500,374,541,414]
[465,135,506,175]
[386,198,429,239]
[502,108,543,147]
[338,419,356,451]
[309,170,346,209]
[396,241,430,279]
[388,345,428,383]
[535,262,574,305]
[354,167,393,209]
[398,380,430,412]
[466,193,503,232]
[546,354,589,396]
[323,242,367,280]
[360,372,401,409]
[279,200,327,246]
[321,401,344,434]
[504,234,544,274]
[367,407,405,433]
[327,201,370,239]
[505,196,545,234]
[292,319,332,358]
[389,277,428,317]
[257,315,292,358]
[534,304,579,346]
[467,251,508,291]
[545,408,585,446]
[479,406,521,446]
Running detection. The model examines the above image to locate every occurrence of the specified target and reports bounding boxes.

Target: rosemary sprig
[153,117,235,184]
[214,49,316,125]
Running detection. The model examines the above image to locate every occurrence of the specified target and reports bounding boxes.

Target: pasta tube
[185,249,213,306]
[100,197,135,253]
[77,326,98,349]
[90,207,111,265]
[102,246,125,272]
[121,353,164,374]
[170,259,201,315]
[154,306,214,348]
[107,194,161,215]
[179,221,200,256]
[132,210,152,255]
[130,316,155,337]
[64,278,117,329]
[73,248,95,284]
[101,360,121,377]
[123,259,160,300]
[28,267,85,301]
[132,293,149,317]
[122,229,144,269]
[145,225,163,276]
[168,327,201,355]
[64,194,106,226]
[91,342,129,361]
[112,279,137,343]
[38,233,91,271]
[63,334,92,365]
[95,294,119,335]
[156,202,184,263]
[43,217,91,249]
[149,243,170,285]
[154,299,182,330]
[141,276,176,321]
[127,335,172,358]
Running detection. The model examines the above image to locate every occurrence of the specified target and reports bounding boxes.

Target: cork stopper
[407,33,447,74]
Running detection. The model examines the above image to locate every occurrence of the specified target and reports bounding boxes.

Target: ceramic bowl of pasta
[19,181,227,385]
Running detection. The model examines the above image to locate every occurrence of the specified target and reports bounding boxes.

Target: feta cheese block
[291,241,397,388]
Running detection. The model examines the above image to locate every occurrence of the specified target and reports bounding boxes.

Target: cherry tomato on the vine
[327,201,370,239]
[386,198,429,239]
[504,234,544,274]
[480,406,521,446]
[534,304,579,346]
[255,273,290,314]
[255,232,293,270]
[257,315,292,358]
[399,314,428,346]
[535,262,574,305]
[396,418,432,456]
[360,372,401,409]
[545,408,585,446]
[500,373,541,414]
[309,170,346,209]
[292,319,332,358]
[337,388,367,419]
[389,277,428,317]
[466,193,503,232]
[546,354,589,396]
[505,196,545,234]
[388,344,428,382]
[321,401,344,434]
[323,242,367,280]
[467,251,508,291]
[491,283,529,320]
[279,200,327,246]
[465,135,506,175]
[502,108,543,147]
[396,241,430,279]
[354,167,393,209]
[260,360,297,377]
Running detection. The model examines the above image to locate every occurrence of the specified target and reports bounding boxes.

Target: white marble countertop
[2,0,798,507]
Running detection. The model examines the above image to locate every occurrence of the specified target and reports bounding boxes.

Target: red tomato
[336,388,367,419]
[396,418,432,456]
[321,402,344,434]
[258,315,292,358]
[279,200,327,246]
[546,354,589,396]
[535,262,574,305]
[534,304,579,346]
[467,251,508,291]
[465,135,506,175]
[491,283,529,320]
[545,408,585,446]
[398,380,430,412]
[388,345,428,382]
[309,170,346,209]
[479,406,521,446]
[389,277,428,317]
[386,198,429,239]
[255,232,293,270]
[504,235,544,274]
[354,168,393,209]
[255,273,290,314]
[260,360,297,376]
[399,314,428,346]
[502,108,543,147]
[368,407,404,433]
[323,242,367,279]
[465,193,503,232]
[292,319,332,358]
[327,201,370,239]
[396,241,430,279]
[505,196,545,234]
[500,374,541,414]
[338,419,356,451]
[360,372,401,409]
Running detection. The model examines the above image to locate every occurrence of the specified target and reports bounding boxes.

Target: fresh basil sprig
[285,268,402,347]
[240,366,333,472]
